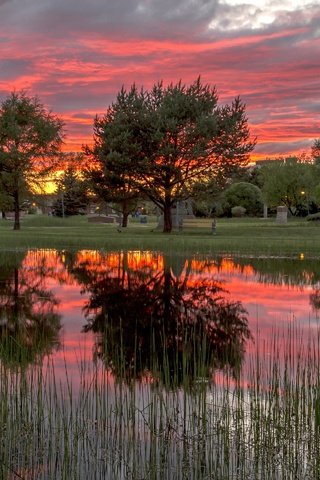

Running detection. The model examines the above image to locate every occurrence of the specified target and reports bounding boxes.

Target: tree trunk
[163,196,172,233]
[121,200,130,227]
[288,205,295,216]
[1,211,6,219]
[163,265,172,323]
[13,190,20,230]
[122,212,129,228]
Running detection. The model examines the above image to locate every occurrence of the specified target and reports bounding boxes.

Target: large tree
[0,91,64,229]
[88,79,256,232]
[85,87,145,227]
[259,157,320,216]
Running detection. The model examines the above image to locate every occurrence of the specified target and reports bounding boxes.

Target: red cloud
[0,10,319,159]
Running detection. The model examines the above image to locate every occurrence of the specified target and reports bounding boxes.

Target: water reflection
[1,250,320,478]
[0,251,61,369]
[229,256,320,287]
[222,255,320,321]
[0,249,318,376]
[310,288,320,316]
[64,251,251,387]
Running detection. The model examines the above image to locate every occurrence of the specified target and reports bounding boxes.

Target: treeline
[0,81,319,231]
[192,154,320,218]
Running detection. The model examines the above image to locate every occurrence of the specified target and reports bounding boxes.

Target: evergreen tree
[0,91,64,229]
[87,78,256,232]
[53,166,88,217]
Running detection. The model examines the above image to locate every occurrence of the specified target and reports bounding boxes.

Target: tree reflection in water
[222,255,320,320]
[310,288,320,316]
[66,251,251,387]
[0,251,61,369]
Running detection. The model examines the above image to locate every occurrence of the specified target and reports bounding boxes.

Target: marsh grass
[1,323,320,479]
[1,215,320,257]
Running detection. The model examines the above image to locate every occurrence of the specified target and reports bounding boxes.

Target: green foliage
[0,186,13,213]
[231,205,246,217]
[236,165,265,188]
[52,166,89,217]
[259,158,320,216]
[0,91,64,229]
[312,139,320,163]
[87,78,256,232]
[306,212,320,221]
[314,184,320,205]
[223,182,263,216]
[85,86,145,227]
[191,178,222,217]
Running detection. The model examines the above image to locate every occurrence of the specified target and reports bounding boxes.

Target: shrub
[223,182,263,216]
[306,212,320,221]
[231,206,246,217]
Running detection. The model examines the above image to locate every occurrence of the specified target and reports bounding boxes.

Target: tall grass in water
[1,324,320,479]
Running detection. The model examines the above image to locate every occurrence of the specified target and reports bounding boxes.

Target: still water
[0,249,319,479]
[0,249,317,375]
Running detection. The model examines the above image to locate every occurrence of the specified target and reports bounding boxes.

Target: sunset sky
[0,0,319,160]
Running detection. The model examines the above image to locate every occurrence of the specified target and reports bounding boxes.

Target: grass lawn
[0,214,319,257]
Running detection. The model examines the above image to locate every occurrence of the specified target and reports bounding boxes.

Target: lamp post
[301,190,309,215]
[61,190,65,218]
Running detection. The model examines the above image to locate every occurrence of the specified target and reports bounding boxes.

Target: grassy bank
[0,215,319,257]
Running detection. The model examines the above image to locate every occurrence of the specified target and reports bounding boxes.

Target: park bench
[87,215,121,224]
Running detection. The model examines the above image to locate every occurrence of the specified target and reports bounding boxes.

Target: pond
[0,249,320,479]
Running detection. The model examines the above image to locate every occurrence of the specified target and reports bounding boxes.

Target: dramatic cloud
[0,0,319,158]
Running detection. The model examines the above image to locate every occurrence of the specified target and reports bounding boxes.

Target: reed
[0,323,319,479]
